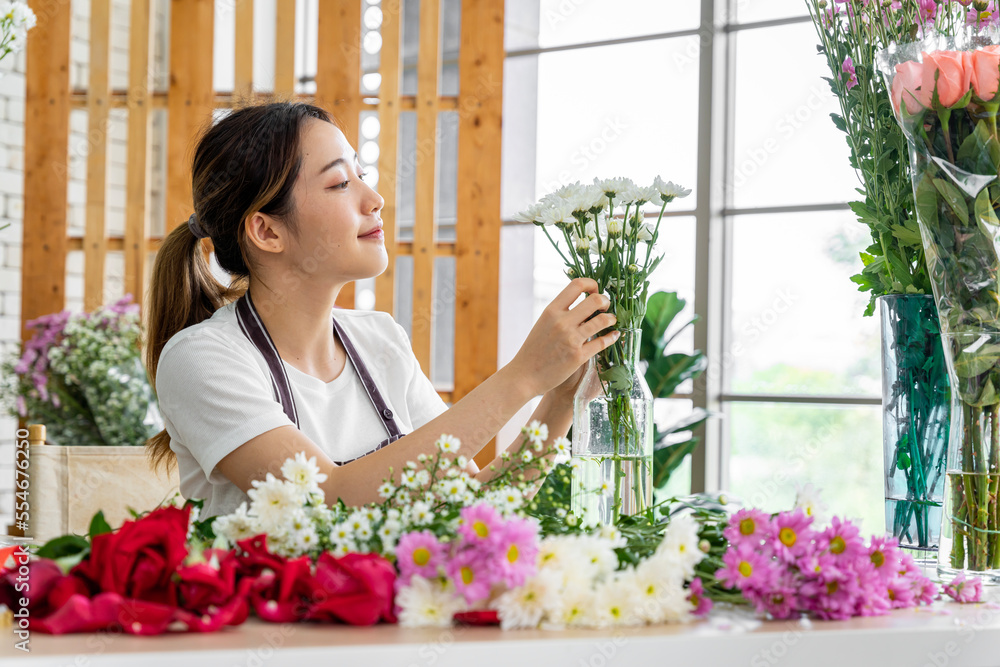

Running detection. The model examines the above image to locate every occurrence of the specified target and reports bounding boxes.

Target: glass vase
[937,333,1000,584]
[570,328,654,527]
[880,294,950,552]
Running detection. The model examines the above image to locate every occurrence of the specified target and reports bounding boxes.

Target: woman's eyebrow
[317,151,359,176]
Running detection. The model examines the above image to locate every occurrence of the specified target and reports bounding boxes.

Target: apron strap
[234,293,404,461]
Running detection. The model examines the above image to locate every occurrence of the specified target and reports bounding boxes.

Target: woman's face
[266,118,387,288]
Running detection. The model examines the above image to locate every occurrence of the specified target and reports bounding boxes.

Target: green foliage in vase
[807,0,933,315]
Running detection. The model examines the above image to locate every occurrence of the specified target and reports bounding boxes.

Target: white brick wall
[0,0,170,528]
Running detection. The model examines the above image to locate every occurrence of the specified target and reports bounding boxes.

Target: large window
[514,1,883,532]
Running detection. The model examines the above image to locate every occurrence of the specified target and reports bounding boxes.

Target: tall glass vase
[880,295,950,552]
[879,34,1000,583]
[571,328,654,527]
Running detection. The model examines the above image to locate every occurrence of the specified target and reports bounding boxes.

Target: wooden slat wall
[234,0,254,96]
[21,0,71,341]
[83,0,112,311]
[316,0,361,310]
[456,1,504,461]
[124,0,154,308]
[21,0,507,422]
[412,0,440,376]
[166,0,215,234]
[274,0,296,96]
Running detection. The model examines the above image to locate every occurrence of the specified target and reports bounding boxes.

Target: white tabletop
[3,599,1000,667]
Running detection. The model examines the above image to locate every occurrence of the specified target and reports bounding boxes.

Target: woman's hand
[508,277,618,398]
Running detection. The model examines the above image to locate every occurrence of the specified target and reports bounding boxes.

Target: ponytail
[144,224,246,470]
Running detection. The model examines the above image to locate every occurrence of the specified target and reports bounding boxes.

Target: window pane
[728,403,883,534]
[736,0,809,25]
[731,23,855,208]
[654,398,695,498]
[537,0,699,48]
[536,38,700,202]
[728,210,879,396]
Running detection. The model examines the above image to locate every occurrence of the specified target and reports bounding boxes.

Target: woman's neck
[247,279,345,380]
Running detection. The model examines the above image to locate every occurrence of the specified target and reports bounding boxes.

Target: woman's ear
[245,211,287,255]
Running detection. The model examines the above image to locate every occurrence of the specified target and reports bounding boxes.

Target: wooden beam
[456,1,504,465]
[83,0,112,311]
[124,0,154,309]
[274,0,296,96]
[166,0,215,234]
[68,237,163,253]
[412,0,440,376]
[234,0,254,97]
[374,0,401,317]
[21,0,71,341]
[69,90,457,112]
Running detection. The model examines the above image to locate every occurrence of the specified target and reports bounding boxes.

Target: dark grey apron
[234,291,403,465]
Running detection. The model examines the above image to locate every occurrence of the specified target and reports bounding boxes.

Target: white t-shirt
[155,301,449,518]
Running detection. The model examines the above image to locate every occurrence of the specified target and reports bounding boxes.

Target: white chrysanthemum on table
[397,576,467,628]
[435,434,461,454]
[633,559,688,624]
[492,571,560,630]
[794,483,829,525]
[593,575,643,627]
[280,452,328,495]
[212,502,256,544]
[247,474,302,528]
[655,513,703,577]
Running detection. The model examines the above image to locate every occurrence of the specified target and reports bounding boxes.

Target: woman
[145,102,619,518]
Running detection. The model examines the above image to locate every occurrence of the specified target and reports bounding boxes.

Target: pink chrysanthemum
[458,503,504,546]
[447,548,494,604]
[913,577,939,606]
[943,573,984,604]
[396,531,446,584]
[493,518,540,588]
[716,542,775,591]
[759,585,799,620]
[866,536,901,581]
[687,577,713,617]
[821,516,865,560]
[885,576,916,609]
[842,56,858,90]
[723,508,773,548]
[770,509,815,562]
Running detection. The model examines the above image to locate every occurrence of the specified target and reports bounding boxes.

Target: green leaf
[972,377,1000,407]
[35,534,90,561]
[599,365,632,392]
[953,344,1000,378]
[975,188,1000,233]
[915,174,939,230]
[933,178,970,225]
[646,353,708,398]
[640,291,685,360]
[88,511,112,540]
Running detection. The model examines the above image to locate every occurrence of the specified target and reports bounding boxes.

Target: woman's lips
[359,228,384,240]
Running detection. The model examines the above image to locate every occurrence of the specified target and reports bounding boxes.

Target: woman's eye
[330,181,350,190]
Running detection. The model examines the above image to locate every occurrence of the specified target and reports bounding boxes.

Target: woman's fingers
[550,277,600,312]
[579,311,617,340]
[582,328,621,358]
[569,292,611,325]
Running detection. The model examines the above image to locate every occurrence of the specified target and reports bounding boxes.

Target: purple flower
[913,577,939,605]
[842,56,858,91]
[885,576,916,609]
[943,573,983,603]
[687,577,713,617]
[458,503,503,546]
[15,396,26,417]
[396,531,446,584]
[821,516,866,560]
[493,518,539,588]
[866,535,901,581]
[446,548,493,604]
[723,508,772,548]
[770,509,815,562]
[716,542,775,591]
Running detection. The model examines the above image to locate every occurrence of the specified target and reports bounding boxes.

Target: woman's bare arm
[216,278,617,507]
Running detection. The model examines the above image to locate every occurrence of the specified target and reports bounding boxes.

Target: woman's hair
[145,100,334,469]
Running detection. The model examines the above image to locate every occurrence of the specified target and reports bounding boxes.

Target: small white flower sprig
[515,177,690,329]
[211,422,569,560]
[1,2,36,64]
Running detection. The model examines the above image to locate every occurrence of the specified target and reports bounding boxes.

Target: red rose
[248,555,315,622]
[235,534,288,578]
[305,552,397,625]
[72,505,191,606]
[0,558,88,618]
[176,549,248,618]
